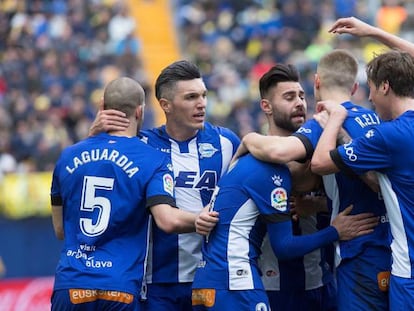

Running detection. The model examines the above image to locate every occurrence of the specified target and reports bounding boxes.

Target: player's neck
[392,96,414,119]
[319,89,351,104]
[267,125,292,137]
[165,123,199,141]
[108,123,138,138]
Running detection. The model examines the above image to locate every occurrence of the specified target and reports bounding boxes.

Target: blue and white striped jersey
[293,101,391,265]
[193,154,292,290]
[50,133,175,295]
[141,123,240,283]
[332,110,414,278]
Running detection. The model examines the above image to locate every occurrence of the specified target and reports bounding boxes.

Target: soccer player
[50,77,210,310]
[191,65,379,311]
[311,49,414,311]
[89,60,240,311]
[233,49,391,310]
[253,64,337,311]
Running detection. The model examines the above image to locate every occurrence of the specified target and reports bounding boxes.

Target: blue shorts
[336,246,390,311]
[389,274,414,311]
[192,288,270,311]
[51,289,139,311]
[141,283,192,311]
[266,279,337,311]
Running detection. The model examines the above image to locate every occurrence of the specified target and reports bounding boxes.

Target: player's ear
[351,82,359,96]
[382,80,390,95]
[159,98,171,113]
[135,104,144,120]
[314,74,320,89]
[98,97,104,111]
[260,99,272,115]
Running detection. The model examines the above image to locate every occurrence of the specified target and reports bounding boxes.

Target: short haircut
[259,64,300,99]
[103,77,145,117]
[317,49,358,92]
[366,49,414,97]
[155,60,201,100]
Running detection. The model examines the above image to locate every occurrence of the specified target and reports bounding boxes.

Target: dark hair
[155,60,202,100]
[259,64,300,99]
[103,77,144,117]
[366,49,414,97]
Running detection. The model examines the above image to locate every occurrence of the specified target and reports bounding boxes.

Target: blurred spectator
[1,0,411,171]
[376,0,407,34]
[0,0,149,172]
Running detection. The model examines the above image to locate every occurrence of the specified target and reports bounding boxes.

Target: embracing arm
[268,206,378,260]
[150,204,218,234]
[89,109,129,136]
[234,133,307,163]
[329,16,414,57]
[311,102,347,175]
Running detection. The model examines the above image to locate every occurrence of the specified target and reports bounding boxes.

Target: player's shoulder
[345,101,378,117]
[202,122,240,142]
[237,153,288,173]
[140,126,167,140]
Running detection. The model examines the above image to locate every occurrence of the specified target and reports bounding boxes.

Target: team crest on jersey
[163,173,174,196]
[198,143,218,158]
[271,175,283,186]
[270,187,288,211]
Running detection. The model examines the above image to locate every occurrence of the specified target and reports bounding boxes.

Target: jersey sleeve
[217,126,241,153]
[50,158,63,206]
[267,220,338,260]
[292,119,323,160]
[145,155,176,208]
[334,127,390,176]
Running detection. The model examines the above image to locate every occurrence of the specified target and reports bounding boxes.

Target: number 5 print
[80,176,114,237]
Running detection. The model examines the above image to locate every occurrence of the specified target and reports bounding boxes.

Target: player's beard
[272,113,303,133]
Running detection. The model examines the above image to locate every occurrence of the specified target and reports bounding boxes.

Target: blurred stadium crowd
[0,0,413,177]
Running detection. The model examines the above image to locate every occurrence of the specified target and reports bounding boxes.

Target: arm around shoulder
[242,133,306,163]
[150,204,196,234]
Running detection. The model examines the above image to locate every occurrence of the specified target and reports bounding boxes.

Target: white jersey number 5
[80,176,114,237]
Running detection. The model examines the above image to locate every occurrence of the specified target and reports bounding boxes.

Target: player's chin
[292,116,305,125]
[192,120,205,130]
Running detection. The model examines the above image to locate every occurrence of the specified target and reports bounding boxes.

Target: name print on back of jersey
[65,148,139,178]
[354,113,380,128]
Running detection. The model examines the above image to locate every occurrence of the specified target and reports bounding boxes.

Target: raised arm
[329,17,414,57]
[234,133,306,164]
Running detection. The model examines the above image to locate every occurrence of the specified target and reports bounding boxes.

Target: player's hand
[315,100,346,115]
[332,205,379,240]
[313,109,329,128]
[328,17,374,37]
[89,107,129,136]
[314,107,351,144]
[195,207,219,236]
